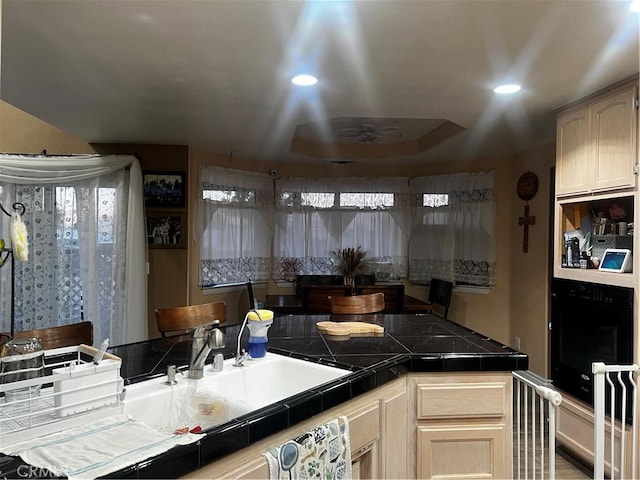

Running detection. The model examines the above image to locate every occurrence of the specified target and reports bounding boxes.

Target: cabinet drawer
[417,382,506,420]
[349,402,380,452]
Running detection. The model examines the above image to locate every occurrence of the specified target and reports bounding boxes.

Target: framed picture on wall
[143,171,185,208]
[147,212,184,249]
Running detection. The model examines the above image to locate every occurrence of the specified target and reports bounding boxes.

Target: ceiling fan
[332,118,402,144]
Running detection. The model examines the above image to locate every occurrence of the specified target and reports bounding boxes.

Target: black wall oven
[550,278,634,416]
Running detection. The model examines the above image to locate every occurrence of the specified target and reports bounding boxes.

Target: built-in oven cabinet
[553,192,637,289]
[556,79,638,197]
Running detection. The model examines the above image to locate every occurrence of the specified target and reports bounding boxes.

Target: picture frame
[147,212,185,249]
[143,171,185,208]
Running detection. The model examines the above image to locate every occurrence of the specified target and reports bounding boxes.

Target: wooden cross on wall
[516,171,539,254]
[518,205,536,253]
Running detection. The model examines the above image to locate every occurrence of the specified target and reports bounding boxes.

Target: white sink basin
[122,353,351,433]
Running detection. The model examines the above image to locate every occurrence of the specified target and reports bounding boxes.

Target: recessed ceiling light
[494,84,522,95]
[630,0,640,12]
[291,74,318,86]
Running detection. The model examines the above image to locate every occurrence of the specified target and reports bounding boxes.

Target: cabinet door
[380,390,407,478]
[416,424,507,479]
[591,84,638,192]
[556,104,591,196]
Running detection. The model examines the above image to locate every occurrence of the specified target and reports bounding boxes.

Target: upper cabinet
[556,104,591,195]
[556,80,638,197]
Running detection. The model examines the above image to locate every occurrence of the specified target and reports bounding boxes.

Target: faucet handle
[208,327,225,349]
[165,364,178,385]
[192,320,221,336]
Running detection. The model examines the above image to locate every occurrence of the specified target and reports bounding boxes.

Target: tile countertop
[0,314,527,479]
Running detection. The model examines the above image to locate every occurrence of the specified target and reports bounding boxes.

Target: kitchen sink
[122,353,351,433]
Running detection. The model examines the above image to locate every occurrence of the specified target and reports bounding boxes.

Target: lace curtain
[408,172,496,286]
[0,154,147,345]
[197,166,273,287]
[272,177,411,281]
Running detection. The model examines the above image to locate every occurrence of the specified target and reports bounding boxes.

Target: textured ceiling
[1,0,638,166]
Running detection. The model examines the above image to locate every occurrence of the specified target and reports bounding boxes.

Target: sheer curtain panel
[197,166,273,287]
[273,177,410,281]
[0,154,147,345]
[408,172,496,287]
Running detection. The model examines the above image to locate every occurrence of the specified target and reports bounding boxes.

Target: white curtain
[273,177,410,281]
[197,166,273,287]
[0,154,147,345]
[408,172,496,286]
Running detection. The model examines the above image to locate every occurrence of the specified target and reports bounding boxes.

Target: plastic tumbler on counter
[246,309,274,359]
[1,337,45,403]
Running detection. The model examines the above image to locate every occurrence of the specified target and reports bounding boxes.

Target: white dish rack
[0,344,125,448]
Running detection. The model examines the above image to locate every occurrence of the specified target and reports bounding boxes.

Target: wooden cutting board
[316,321,384,337]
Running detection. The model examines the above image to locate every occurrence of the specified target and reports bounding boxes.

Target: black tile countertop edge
[108,335,526,477]
[1,314,528,479]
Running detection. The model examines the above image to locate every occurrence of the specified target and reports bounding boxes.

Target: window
[0,171,134,343]
[423,193,449,208]
[409,172,496,287]
[196,170,494,288]
[198,166,273,287]
[272,177,410,281]
[0,153,146,344]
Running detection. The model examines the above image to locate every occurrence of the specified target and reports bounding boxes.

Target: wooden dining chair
[328,292,385,315]
[11,321,94,349]
[155,301,227,337]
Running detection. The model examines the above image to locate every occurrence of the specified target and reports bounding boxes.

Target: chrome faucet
[188,321,225,379]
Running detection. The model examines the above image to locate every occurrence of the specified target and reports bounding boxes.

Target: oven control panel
[558,278,633,308]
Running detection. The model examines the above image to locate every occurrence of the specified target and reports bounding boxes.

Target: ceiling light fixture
[630,0,640,12]
[494,84,522,95]
[291,74,318,86]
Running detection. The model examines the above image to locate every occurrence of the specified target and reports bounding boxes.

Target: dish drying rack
[0,344,125,447]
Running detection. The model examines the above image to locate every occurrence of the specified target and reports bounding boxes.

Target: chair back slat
[155,302,227,337]
[11,321,94,349]
[328,292,385,315]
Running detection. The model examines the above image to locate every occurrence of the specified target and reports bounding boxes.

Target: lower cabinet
[182,377,407,479]
[181,372,514,479]
[556,391,632,479]
[408,372,513,479]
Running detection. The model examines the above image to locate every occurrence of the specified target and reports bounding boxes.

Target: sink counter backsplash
[1,313,526,479]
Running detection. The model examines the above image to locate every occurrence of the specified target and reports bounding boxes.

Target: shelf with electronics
[553,190,637,289]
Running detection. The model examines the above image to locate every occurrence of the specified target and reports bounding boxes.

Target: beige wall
[0,101,95,154]
[510,143,556,376]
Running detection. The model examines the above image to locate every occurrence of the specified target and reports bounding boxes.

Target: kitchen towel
[1,414,200,480]
[264,415,352,480]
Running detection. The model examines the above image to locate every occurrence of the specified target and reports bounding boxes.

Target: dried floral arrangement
[332,246,368,283]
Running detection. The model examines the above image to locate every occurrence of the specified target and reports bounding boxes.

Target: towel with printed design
[264,416,352,480]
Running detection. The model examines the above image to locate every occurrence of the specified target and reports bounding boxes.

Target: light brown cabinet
[552,77,640,471]
[407,372,513,479]
[182,377,407,479]
[556,80,638,197]
[556,392,633,479]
